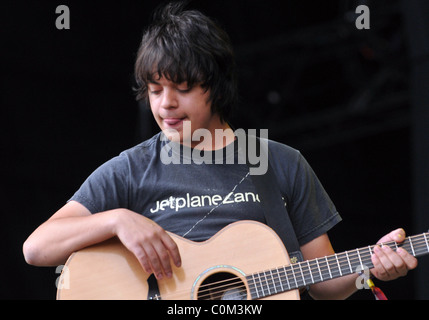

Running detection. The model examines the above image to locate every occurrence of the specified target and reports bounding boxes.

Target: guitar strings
[270,235,429,288]
[160,275,249,300]
[158,234,429,300]
[244,235,428,298]
[195,277,248,300]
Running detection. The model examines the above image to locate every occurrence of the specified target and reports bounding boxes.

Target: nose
[160,87,178,109]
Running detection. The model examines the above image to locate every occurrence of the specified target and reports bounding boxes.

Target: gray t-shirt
[69,132,341,245]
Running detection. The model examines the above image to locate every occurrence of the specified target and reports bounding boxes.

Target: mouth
[163,117,186,128]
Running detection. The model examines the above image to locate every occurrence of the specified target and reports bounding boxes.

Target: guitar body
[57,220,299,300]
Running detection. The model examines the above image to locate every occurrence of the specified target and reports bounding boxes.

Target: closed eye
[148,85,162,95]
[177,87,191,94]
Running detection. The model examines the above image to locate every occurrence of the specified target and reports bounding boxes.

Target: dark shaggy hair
[134,2,238,123]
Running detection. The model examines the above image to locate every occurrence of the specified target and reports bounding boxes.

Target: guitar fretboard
[246,232,429,299]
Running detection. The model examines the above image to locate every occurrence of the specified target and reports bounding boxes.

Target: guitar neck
[246,232,429,299]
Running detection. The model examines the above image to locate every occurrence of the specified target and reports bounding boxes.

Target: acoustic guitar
[56,220,428,300]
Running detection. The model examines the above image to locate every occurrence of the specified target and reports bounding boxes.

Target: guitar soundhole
[197,272,247,300]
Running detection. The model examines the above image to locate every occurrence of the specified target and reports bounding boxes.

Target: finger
[142,243,165,280]
[371,245,389,279]
[151,240,174,279]
[397,247,418,270]
[134,246,153,275]
[372,244,409,280]
[392,228,406,243]
[377,228,405,244]
[162,235,181,268]
[380,245,408,277]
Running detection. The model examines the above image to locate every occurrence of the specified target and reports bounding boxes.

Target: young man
[23,3,417,299]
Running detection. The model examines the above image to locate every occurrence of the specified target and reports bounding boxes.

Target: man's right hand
[113,209,182,280]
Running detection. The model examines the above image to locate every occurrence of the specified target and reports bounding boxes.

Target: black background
[2,0,428,300]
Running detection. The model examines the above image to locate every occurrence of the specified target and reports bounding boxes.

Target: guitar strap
[244,134,303,264]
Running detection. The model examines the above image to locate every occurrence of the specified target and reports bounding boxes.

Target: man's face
[148,76,225,148]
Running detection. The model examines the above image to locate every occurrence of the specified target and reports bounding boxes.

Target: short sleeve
[287,152,341,245]
[268,141,342,246]
[68,154,130,214]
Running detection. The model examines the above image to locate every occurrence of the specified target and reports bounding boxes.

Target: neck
[246,232,429,299]
[182,121,236,151]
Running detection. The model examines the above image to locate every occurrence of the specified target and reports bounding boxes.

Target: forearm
[308,273,359,300]
[23,209,120,266]
[24,202,181,280]
[300,234,361,300]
